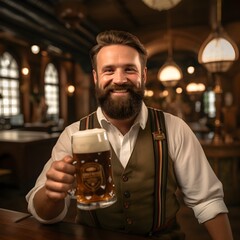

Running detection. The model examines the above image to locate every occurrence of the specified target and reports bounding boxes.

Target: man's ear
[143,67,147,84]
[93,69,97,84]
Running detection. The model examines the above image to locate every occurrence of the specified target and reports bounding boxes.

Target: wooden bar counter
[0,130,59,192]
[0,208,147,240]
[200,140,240,206]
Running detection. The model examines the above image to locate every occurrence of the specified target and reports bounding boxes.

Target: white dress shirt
[97,105,147,168]
[26,103,228,224]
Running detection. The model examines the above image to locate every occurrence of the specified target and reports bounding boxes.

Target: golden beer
[71,129,117,210]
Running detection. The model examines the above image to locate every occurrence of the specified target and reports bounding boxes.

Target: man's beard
[95,81,145,120]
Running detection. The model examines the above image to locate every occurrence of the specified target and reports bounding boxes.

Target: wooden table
[200,140,240,205]
[0,208,147,240]
[0,130,59,192]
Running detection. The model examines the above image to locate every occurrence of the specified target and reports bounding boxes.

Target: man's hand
[32,156,76,221]
[45,156,76,201]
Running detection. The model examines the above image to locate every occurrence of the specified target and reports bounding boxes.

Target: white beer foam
[72,128,110,153]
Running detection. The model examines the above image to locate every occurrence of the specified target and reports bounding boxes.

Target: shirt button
[126,218,133,225]
[122,175,128,182]
[124,191,130,198]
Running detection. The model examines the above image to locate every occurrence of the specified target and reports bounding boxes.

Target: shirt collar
[96,102,148,130]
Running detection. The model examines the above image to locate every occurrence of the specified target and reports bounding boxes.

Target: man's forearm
[203,213,233,240]
[33,186,65,221]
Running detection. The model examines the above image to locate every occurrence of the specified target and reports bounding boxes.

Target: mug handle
[67,160,77,199]
[67,188,76,199]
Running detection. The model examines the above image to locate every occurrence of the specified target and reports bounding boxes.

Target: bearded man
[26,30,233,240]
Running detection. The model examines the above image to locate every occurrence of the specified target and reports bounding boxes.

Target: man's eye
[126,68,136,73]
[104,69,114,73]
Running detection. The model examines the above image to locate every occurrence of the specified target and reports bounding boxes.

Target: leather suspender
[148,107,169,233]
[79,111,96,130]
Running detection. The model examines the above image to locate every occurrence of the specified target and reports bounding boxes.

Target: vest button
[122,175,128,182]
[126,217,133,225]
[124,191,130,198]
[123,201,130,209]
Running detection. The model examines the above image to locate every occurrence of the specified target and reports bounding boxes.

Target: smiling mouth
[111,89,128,93]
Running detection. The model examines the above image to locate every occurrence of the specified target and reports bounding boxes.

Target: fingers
[63,155,75,164]
[45,178,74,201]
[45,179,72,194]
[44,156,76,200]
[49,156,76,177]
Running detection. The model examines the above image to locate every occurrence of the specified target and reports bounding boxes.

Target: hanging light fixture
[56,0,86,29]
[198,0,239,73]
[157,11,182,87]
[198,0,239,143]
[157,61,182,87]
[142,0,182,11]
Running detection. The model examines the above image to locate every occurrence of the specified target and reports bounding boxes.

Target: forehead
[96,45,141,65]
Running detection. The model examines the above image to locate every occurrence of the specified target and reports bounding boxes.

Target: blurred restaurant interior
[0,0,240,239]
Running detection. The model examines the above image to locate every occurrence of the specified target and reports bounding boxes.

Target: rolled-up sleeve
[26,121,79,223]
[26,182,71,224]
[164,113,228,223]
[193,198,228,223]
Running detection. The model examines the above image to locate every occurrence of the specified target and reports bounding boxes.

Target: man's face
[93,45,147,120]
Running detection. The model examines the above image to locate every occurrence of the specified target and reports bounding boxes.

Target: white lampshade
[157,60,182,87]
[198,29,239,73]
[186,83,205,93]
[142,0,182,11]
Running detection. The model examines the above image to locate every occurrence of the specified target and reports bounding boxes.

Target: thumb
[63,155,74,164]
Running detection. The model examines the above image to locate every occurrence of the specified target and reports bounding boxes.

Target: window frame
[0,51,21,117]
[44,62,60,121]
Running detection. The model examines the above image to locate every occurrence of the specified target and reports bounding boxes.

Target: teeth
[113,89,127,93]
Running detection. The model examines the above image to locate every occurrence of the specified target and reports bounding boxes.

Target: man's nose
[113,69,127,84]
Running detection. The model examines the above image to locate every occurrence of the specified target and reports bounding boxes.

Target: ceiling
[0,0,240,72]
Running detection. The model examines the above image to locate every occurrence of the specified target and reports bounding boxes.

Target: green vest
[76,108,184,238]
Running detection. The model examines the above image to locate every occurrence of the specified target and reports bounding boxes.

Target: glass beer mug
[71,128,117,210]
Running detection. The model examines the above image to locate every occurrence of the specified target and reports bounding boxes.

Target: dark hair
[89,30,147,70]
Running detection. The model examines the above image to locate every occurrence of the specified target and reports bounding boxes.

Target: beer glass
[71,128,117,210]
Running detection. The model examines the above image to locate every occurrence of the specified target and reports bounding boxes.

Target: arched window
[0,52,20,116]
[44,63,59,120]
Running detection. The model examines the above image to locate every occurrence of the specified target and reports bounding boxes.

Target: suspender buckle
[152,130,165,141]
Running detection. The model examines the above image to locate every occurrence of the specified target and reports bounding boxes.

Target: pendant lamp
[198,0,239,143]
[157,11,182,87]
[142,0,182,11]
[157,59,182,87]
[198,0,239,73]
